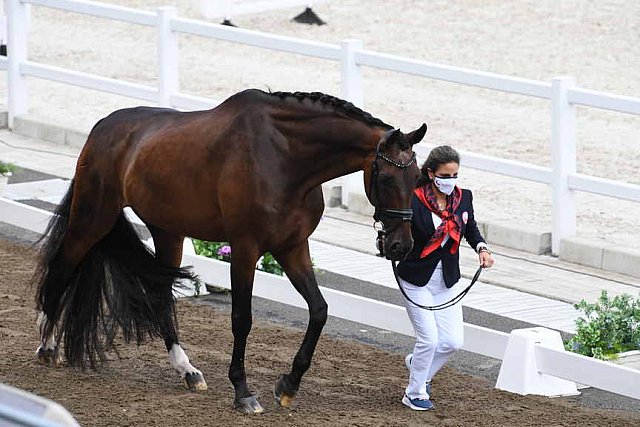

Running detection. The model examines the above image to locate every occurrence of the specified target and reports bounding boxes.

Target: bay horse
[33,89,426,413]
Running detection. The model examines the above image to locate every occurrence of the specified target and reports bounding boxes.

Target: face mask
[434,176,458,195]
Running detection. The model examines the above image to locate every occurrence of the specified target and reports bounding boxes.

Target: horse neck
[283,119,386,193]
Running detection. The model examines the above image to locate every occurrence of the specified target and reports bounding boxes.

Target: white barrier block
[495,327,579,397]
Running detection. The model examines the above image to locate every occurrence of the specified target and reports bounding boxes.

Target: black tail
[34,179,76,322]
[34,184,195,368]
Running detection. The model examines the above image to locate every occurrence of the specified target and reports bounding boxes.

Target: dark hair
[415,145,460,188]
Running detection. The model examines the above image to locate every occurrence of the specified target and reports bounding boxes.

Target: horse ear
[383,128,402,147]
[407,123,427,145]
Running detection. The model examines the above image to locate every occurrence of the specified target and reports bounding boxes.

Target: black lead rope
[391,262,484,311]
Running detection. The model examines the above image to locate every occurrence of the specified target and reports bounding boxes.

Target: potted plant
[0,161,16,195]
[565,290,640,369]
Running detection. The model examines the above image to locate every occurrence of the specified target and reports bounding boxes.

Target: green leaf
[565,290,640,359]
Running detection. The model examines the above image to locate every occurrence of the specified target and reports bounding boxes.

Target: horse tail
[34,179,76,326]
[35,188,196,368]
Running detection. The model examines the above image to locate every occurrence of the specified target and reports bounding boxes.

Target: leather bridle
[369,130,416,257]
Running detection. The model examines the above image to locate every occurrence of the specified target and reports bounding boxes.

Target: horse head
[365,124,427,261]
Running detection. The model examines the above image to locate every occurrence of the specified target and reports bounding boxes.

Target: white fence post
[551,77,577,255]
[6,0,29,128]
[340,39,364,208]
[340,39,363,107]
[157,6,178,108]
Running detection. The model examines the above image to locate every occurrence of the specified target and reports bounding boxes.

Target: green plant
[258,252,284,276]
[192,239,285,276]
[565,291,640,360]
[0,161,16,176]
[192,240,231,262]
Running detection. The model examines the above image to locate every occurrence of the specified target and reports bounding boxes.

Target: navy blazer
[397,188,485,288]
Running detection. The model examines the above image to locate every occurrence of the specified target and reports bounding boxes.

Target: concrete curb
[7,114,640,279]
[13,115,89,149]
[560,237,640,279]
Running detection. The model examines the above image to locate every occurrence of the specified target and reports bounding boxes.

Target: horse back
[75,93,294,241]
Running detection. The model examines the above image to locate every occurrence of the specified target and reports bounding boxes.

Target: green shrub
[258,252,284,276]
[192,240,231,262]
[565,291,640,360]
[0,161,16,176]
[192,239,284,276]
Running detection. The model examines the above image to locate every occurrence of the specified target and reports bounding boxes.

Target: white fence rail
[1,197,639,400]
[4,0,640,255]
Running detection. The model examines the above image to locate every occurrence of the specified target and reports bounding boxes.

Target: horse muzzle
[376,230,413,261]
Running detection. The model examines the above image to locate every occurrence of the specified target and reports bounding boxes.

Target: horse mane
[266,90,393,130]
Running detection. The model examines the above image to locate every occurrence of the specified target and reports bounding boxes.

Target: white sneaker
[404,353,432,396]
[402,393,434,411]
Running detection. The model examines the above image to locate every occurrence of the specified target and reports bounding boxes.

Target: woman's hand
[479,250,495,268]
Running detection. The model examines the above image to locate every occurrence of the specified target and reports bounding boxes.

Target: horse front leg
[273,240,328,409]
[228,243,264,414]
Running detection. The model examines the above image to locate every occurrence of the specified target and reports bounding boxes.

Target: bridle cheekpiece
[370,130,416,257]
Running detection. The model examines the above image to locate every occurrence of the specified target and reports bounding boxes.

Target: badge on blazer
[462,211,469,224]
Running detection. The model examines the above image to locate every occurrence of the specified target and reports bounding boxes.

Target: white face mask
[434,176,458,195]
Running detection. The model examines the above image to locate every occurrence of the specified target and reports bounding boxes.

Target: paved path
[2,129,640,336]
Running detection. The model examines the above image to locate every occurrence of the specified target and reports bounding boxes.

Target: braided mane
[268,90,392,130]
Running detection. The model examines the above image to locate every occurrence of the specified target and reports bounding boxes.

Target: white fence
[2,0,640,256]
[1,196,639,400]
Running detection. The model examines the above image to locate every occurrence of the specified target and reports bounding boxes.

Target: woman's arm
[463,190,495,268]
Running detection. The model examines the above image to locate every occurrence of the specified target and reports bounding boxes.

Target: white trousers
[400,265,464,399]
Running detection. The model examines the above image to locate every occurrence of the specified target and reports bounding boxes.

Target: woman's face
[428,162,459,181]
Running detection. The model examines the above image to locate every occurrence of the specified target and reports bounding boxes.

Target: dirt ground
[1,238,639,427]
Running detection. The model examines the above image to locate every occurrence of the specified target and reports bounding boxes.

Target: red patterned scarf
[414,184,462,257]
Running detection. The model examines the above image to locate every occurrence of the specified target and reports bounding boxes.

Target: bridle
[369,131,416,255]
[369,129,483,311]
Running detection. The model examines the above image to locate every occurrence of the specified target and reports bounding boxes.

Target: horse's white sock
[36,312,56,351]
[169,344,201,376]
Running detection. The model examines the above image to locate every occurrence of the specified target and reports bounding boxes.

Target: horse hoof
[234,395,265,414]
[274,377,296,409]
[36,347,61,367]
[276,392,295,409]
[184,372,208,391]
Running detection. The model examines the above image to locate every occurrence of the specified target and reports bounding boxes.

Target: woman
[397,145,495,411]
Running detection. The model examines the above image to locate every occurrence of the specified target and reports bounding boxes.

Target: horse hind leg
[36,312,61,366]
[147,226,207,391]
[34,178,121,367]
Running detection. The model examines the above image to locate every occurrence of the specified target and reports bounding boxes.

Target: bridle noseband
[369,132,416,257]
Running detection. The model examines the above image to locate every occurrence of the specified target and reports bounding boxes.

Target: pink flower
[217,245,232,256]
